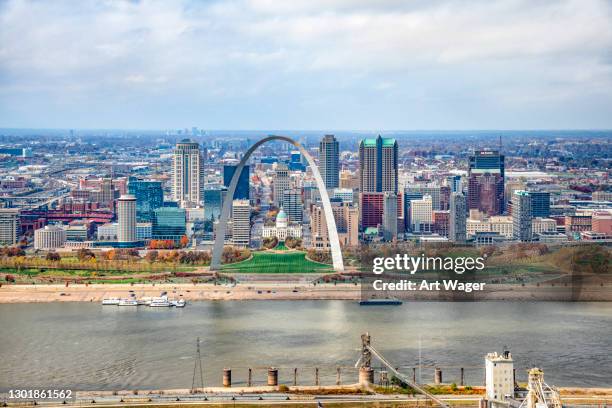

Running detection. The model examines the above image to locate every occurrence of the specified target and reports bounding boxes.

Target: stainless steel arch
[210,135,345,272]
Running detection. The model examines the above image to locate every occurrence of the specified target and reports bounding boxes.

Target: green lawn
[222,251,332,273]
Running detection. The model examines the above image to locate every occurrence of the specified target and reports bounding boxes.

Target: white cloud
[0,0,611,128]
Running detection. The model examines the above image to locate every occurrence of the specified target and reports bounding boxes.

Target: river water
[0,301,610,391]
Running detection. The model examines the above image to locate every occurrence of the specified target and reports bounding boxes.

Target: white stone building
[485,351,514,401]
[262,208,302,241]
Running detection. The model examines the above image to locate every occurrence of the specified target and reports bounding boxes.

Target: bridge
[359,332,451,408]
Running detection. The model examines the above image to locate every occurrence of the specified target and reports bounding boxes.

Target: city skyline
[1,0,612,130]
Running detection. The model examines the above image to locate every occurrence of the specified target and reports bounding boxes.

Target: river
[0,301,610,391]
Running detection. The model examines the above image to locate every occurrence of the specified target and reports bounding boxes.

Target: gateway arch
[210,135,345,272]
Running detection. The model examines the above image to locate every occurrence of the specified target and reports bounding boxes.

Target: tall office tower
[359,135,398,193]
[340,170,360,190]
[223,164,250,200]
[512,191,532,242]
[289,150,305,171]
[100,178,115,204]
[440,186,451,211]
[360,192,402,229]
[405,185,442,210]
[403,190,424,232]
[128,178,164,222]
[433,211,450,237]
[468,150,505,215]
[382,192,398,241]
[311,202,359,248]
[273,163,290,207]
[0,208,20,245]
[319,134,339,189]
[410,195,433,233]
[152,207,186,242]
[468,173,504,216]
[231,199,251,247]
[485,352,514,401]
[282,189,303,223]
[117,194,137,243]
[172,139,203,206]
[529,191,551,218]
[203,185,227,221]
[449,192,467,243]
[446,175,462,193]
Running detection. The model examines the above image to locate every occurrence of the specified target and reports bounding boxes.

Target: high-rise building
[231,199,251,247]
[117,194,137,243]
[405,185,442,210]
[410,195,433,233]
[128,178,164,222]
[433,211,450,237]
[319,134,339,189]
[203,185,227,221]
[0,209,20,245]
[530,191,550,218]
[512,191,532,242]
[449,192,467,243]
[223,165,250,200]
[273,163,290,207]
[282,189,303,223]
[446,175,462,193]
[468,150,505,215]
[152,207,186,242]
[172,139,204,206]
[468,173,504,216]
[311,202,359,248]
[382,192,398,241]
[359,135,398,193]
[403,190,424,232]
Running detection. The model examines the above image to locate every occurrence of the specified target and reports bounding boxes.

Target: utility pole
[192,337,204,391]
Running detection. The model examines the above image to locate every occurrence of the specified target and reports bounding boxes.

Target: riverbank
[1,281,611,303]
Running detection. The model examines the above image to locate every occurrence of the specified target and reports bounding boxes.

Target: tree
[45,251,61,262]
[76,248,95,261]
[180,235,189,248]
[145,250,158,263]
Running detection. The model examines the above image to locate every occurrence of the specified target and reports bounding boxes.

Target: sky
[1,0,612,131]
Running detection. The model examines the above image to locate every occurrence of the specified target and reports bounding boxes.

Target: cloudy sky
[1,0,612,130]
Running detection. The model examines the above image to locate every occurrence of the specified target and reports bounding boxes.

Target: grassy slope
[222,251,332,273]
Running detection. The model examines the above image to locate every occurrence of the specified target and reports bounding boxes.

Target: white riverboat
[149,296,171,307]
[172,299,186,308]
[102,298,120,305]
[118,298,138,306]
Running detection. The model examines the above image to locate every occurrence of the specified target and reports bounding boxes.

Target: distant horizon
[2,127,612,134]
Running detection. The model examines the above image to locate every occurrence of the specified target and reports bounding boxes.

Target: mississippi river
[0,301,610,390]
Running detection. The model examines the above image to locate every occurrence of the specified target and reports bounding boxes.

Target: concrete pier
[267,368,278,386]
[223,368,231,387]
[434,367,442,384]
[359,367,374,385]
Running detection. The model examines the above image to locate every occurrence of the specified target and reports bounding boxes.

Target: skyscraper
[152,207,186,242]
[410,195,433,233]
[359,135,398,193]
[530,191,551,218]
[0,209,20,245]
[203,185,226,221]
[512,191,532,242]
[223,164,250,200]
[128,178,164,222]
[282,189,303,223]
[232,199,251,247]
[273,163,290,207]
[172,139,203,206]
[468,150,505,215]
[382,192,398,241]
[117,194,137,243]
[449,192,467,243]
[319,134,339,189]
